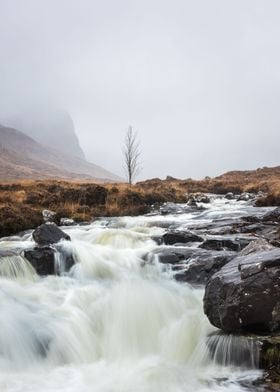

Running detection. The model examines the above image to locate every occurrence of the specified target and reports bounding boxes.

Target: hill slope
[4,108,86,160]
[0,125,121,181]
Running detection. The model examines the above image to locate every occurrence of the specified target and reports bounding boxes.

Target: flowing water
[0,197,273,392]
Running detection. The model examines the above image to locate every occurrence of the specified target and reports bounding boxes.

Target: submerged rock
[204,247,280,333]
[33,223,70,246]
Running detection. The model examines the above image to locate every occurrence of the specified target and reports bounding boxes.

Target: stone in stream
[203,245,280,333]
[174,250,236,285]
[24,245,75,276]
[153,247,201,264]
[42,209,56,222]
[199,237,251,252]
[262,207,280,223]
[24,247,56,275]
[162,230,203,245]
[33,222,71,246]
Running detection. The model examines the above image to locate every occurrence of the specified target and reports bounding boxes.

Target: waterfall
[0,199,266,392]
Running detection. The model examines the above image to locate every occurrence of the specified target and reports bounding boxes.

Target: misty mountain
[0,125,121,182]
[4,107,86,160]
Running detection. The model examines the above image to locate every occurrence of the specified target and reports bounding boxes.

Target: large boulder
[204,246,280,333]
[33,223,70,246]
[163,230,203,245]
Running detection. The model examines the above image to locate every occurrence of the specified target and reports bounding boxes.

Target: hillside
[0,125,121,182]
[4,107,86,160]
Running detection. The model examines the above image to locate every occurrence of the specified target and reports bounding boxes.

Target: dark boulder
[24,245,75,276]
[199,237,251,252]
[163,230,203,245]
[33,223,70,246]
[175,250,236,285]
[203,247,280,333]
[24,247,56,275]
[153,247,200,264]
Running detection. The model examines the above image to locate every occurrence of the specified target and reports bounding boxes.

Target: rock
[153,247,200,264]
[196,194,211,203]
[175,250,236,285]
[163,230,203,245]
[24,247,56,275]
[225,192,234,200]
[204,247,280,333]
[199,237,251,252]
[33,223,70,246]
[241,215,261,224]
[60,217,75,226]
[24,245,75,276]
[187,196,197,207]
[262,207,280,223]
[240,238,274,256]
[42,209,56,222]
[237,192,254,202]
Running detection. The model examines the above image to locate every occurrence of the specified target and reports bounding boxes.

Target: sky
[0,0,279,180]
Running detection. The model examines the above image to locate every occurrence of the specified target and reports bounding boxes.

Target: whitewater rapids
[0,198,266,392]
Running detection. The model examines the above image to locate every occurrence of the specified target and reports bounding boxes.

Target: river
[0,197,272,392]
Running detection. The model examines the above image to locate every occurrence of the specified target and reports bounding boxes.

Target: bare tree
[123,126,141,185]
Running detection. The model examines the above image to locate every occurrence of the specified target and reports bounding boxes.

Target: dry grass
[0,166,279,237]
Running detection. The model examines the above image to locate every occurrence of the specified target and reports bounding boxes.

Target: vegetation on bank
[0,166,279,237]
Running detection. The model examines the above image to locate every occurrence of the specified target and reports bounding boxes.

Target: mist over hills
[0,122,121,182]
[3,106,86,160]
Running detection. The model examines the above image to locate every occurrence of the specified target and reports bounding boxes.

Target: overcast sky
[0,0,279,179]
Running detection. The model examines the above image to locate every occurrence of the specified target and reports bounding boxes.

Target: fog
[0,0,279,179]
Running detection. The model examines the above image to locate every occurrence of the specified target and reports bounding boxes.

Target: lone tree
[123,126,141,185]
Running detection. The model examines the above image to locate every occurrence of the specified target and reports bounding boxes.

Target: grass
[0,166,279,237]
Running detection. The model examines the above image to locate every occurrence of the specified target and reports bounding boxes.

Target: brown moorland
[0,165,279,238]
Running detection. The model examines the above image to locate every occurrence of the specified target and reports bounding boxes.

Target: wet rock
[225,192,234,200]
[153,247,200,264]
[60,217,75,226]
[24,245,75,276]
[42,209,56,222]
[33,223,70,246]
[199,237,251,252]
[262,208,280,223]
[241,215,261,224]
[175,250,236,285]
[196,194,211,204]
[204,247,280,333]
[237,192,254,202]
[240,238,274,256]
[163,230,203,245]
[24,247,56,275]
